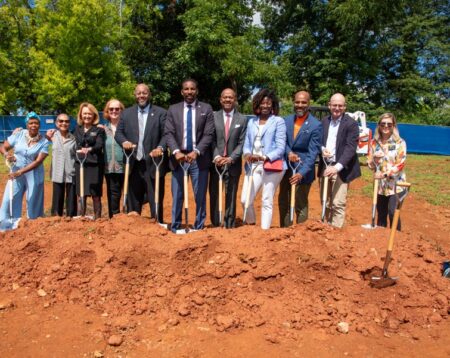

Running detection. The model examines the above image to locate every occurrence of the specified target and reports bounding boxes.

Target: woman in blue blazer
[241,89,286,229]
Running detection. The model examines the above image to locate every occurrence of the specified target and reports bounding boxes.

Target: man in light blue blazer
[279,90,323,226]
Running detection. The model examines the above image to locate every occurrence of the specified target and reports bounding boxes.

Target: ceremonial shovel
[370,181,411,288]
[175,161,192,234]
[215,163,227,226]
[321,156,332,223]
[151,151,168,229]
[122,145,136,213]
[75,150,88,218]
[288,160,302,224]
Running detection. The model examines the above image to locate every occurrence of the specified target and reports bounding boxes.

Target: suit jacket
[318,113,361,183]
[73,125,105,165]
[212,109,247,176]
[284,112,322,184]
[243,115,287,174]
[165,100,215,170]
[115,104,168,178]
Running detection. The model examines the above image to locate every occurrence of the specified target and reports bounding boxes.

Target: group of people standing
[0,79,407,232]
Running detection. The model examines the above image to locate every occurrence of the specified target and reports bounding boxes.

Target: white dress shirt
[324,116,344,172]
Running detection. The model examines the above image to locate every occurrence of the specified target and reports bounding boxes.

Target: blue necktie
[186,104,193,152]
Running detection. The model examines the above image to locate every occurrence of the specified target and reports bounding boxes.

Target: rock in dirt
[216,315,234,330]
[107,334,123,346]
[93,351,104,358]
[0,300,14,310]
[37,289,47,297]
[337,322,349,334]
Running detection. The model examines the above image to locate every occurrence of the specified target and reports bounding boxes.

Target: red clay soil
[0,177,449,357]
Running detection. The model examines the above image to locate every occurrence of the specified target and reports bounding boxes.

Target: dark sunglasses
[379,122,393,128]
[58,119,70,124]
[108,107,121,112]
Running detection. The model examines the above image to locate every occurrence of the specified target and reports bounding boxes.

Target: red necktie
[223,113,231,156]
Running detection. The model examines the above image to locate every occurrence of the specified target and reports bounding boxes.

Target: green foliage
[259,0,449,124]
[29,0,134,114]
[0,0,448,121]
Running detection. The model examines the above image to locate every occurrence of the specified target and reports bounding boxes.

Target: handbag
[263,159,283,172]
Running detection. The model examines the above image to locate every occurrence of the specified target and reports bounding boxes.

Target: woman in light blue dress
[0,112,49,228]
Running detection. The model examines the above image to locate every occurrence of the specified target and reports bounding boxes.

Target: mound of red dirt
[0,214,448,345]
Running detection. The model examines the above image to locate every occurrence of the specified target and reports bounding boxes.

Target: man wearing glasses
[115,83,168,219]
[318,93,360,227]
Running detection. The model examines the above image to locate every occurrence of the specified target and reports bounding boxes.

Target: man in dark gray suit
[165,79,215,232]
[115,83,168,219]
[209,88,247,228]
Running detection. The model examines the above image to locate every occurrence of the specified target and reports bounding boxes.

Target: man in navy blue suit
[164,79,215,232]
[318,93,361,228]
[279,91,323,226]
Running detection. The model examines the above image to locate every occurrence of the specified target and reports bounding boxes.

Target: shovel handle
[372,178,379,205]
[155,167,160,207]
[184,172,189,210]
[290,184,296,211]
[219,177,223,220]
[80,166,85,198]
[396,181,411,188]
[322,176,329,204]
[387,208,401,251]
[123,162,130,196]
[244,174,253,211]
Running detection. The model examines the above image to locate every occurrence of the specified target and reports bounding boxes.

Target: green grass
[356,154,450,206]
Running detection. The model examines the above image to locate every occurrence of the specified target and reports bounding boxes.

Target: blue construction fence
[1,114,449,155]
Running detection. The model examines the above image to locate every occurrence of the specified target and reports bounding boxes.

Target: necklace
[25,131,41,146]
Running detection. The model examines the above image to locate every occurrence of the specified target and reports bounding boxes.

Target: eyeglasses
[58,120,70,124]
[330,104,345,108]
[379,122,393,128]
[108,107,121,112]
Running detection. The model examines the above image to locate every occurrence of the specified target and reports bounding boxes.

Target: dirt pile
[1,214,449,343]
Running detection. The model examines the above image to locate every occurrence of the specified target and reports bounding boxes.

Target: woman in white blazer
[241,89,286,229]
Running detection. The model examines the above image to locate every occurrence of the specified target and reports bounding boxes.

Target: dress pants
[209,166,240,228]
[278,171,311,227]
[320,173,348,228]
[0,171,44,221]
[240,164,285,229]
[51,181,77,217]
[105,173,124,218]
[377,192,405,231]
[171,160,208,232]
[128,160,164,220]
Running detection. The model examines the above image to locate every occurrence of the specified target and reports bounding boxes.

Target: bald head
[134,83,151,108]
[328,93,346,120]
[293,90,311,117]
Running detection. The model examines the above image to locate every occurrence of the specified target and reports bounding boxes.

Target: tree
[28,0,134,114]
[0,1,36,113]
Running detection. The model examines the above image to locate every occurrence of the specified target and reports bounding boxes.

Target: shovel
[75,150,87,217]
[122,145,136,213]
[321,156,332,223]
[362,158,383,229]
[151,151,168,229]
[288,160,302,224]
[214,163,227,226]
[370,181,411,288]
[175,161,191,234]
[5,159,15,224]
[243,161,257,223]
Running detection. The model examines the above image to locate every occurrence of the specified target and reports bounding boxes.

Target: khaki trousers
[320,174,348,228]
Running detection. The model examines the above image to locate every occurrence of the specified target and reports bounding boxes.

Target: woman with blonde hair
[74,102,105,219]
[102,99,125,218]
[367,113,406,230]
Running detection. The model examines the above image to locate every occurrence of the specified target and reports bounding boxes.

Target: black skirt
[75,163,104,197]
